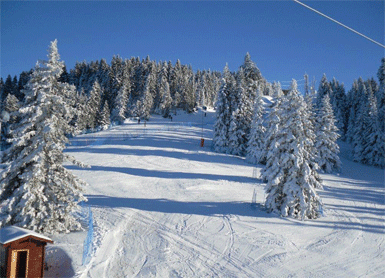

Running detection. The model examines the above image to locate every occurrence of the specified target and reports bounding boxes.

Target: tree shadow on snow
[85,195,271,218]
[84,195,384,234]
[66,165,256,184]
[67,145,249,167]
[320,184,384,206]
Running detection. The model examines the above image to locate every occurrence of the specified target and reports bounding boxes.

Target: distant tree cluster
[63,55,221,127]
[0,53,222,140]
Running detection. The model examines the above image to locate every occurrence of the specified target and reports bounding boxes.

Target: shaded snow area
[48,108,384,277]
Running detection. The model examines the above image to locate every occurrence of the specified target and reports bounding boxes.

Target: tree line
[213,54,384,219]
[0,39,383,231]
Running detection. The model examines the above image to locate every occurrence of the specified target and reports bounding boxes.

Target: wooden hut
[0,226,53,278]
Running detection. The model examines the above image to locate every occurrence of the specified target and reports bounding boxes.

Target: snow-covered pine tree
[213,64,236,153]
[345,80,359,143]
[111,84,130,124]
[304,73,309,96]
[109,55,125,106]
[330,78,348,137]
[228,75,246,155]
[134,72,155,120]
[3,93,19,116]
[1,75,14,104]
[99,100,111,130]
[156,62,172,117]
[11,76,19,100]
[272,81,283,98]
[246,87,266,164]
[228,68,253,155]
[1,94,20,152]
[159,69,172,117]
[178,65,194,112]
[87,80,102,130]
[197,72,207,107]
[17,70,32,101]
[58,65,70,83]
[376,58,385,168]
[73,88,88,133]
[160,79,172,118]
[0,40,88,234]
[376,58,385,109]
[315,94,341,173]
[239,53,264,139]
[352,79,369,162]
[360,88,383,166]
[316,74,332,108]
[169,59,181,101]
[261,93,282,173]
[261,80,322,220]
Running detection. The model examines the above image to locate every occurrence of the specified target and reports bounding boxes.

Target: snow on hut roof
[0,225,53,245]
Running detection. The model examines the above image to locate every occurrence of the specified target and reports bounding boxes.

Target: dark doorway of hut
[11,250,28,278]
[17,251,28,278]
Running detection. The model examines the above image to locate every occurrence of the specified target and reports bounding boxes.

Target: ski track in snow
[57,111,385,278]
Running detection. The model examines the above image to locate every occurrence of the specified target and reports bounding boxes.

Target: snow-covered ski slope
[52,108,384,278]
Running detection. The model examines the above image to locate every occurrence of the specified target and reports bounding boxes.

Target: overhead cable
[293,0,385,49]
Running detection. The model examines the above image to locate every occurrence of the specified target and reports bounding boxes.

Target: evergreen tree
[213,64,236,153]
[157,62,172,117]
[160,77,172,117]
[240,53,263,91]
[1,94,19,151]
[376,58,385,109]
[246,88,266,164]
[17,70,32,101]
[261,80,322,220]
[87,80,102,129]
[316,74,332,108]
[111,84,129,124]
[329,78,348,138]
[346,80,359,143]
[11,76,19,99]
[304,73,309,96]
[376,58,385,167]
[0,40,88,233]
[261,94,282,173]
[3,94,19,114]
[315,94,341,173]
[228,69,252,155]
[182,67,196,113]
[58,65,70,83]
[359,89,382,166]
[135,74,154,120]
[73,89,88,133]
[196,72,206,107]
[2,75,14,102]
[352,79,369,161]
[239,53,264,132]
[272,81,283,98]
[99,100,111,130]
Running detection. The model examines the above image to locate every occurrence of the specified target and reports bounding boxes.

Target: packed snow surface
[47,108,384,277]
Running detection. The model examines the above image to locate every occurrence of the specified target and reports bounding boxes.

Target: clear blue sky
[1,1,384,91]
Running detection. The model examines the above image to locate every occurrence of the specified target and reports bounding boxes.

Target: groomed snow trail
[63,110,384,278]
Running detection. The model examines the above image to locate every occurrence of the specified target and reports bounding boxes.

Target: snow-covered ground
[47,108,384,277]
